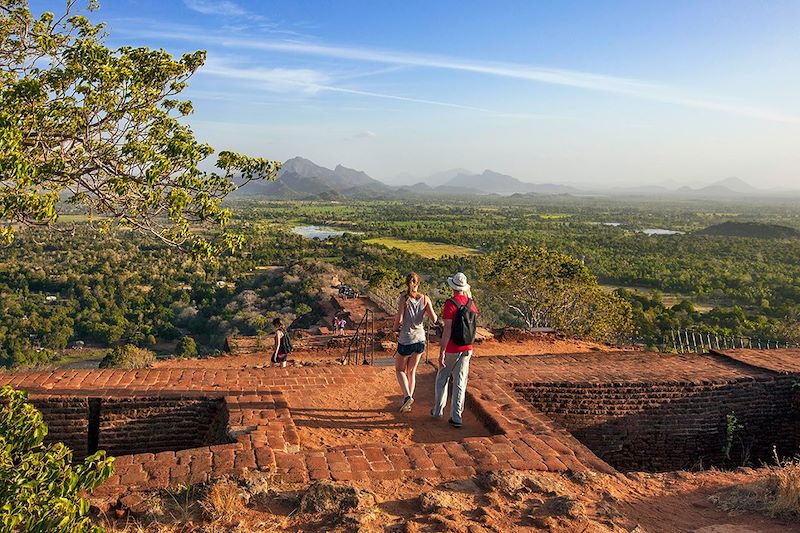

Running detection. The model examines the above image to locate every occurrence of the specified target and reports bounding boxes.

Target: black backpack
[279,329,293,354]
[450,298,477,346]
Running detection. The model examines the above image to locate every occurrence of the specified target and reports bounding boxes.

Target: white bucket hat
[447,272,471,292]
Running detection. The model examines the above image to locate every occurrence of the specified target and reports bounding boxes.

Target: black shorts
[397,342,425,356]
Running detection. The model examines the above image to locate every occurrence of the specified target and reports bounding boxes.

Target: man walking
[433,272,478,428]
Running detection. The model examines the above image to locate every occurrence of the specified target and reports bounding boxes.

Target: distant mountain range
[234,157,390,200]
[605,176,800,199]
[233,157,800,200]
[438,170,579,195]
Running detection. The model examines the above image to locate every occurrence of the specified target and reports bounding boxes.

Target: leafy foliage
[0,385,114,532]
[0,222,342,367]
[175,336,197,358]
[481,245,633,341]
[98,343,155,369]
[0,0,280,256]
[367,266,404,292]
[722,411,744,461]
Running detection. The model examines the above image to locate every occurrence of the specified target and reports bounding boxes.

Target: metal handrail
[344,310,375,365]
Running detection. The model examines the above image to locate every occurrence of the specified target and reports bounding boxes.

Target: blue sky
[31,1,800,187]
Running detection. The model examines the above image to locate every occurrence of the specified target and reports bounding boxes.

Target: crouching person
[432,272,478,428]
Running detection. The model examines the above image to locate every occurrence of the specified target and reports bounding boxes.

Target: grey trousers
[432,351,472,424]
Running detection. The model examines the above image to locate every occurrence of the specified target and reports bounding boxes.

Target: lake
[642,228,684,235]
[590,222,682,235]
[292,225,360,240]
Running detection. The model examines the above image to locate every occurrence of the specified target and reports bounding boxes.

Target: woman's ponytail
[405,272,421,302]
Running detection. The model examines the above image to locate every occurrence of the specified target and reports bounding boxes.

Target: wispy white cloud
[225,24,311,39]
[202,60,331,94]
[130,27,800,124]
[199,60,550,119]
[183,0,247,17]
[335,65,408,82]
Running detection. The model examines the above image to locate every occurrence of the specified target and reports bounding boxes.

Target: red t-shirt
[442,295,479,353]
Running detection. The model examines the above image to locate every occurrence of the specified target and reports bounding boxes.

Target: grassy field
[365,237,480,259]
[55,214,94,223]
[539,213,573,220]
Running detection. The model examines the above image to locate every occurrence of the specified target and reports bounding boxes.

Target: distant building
[45,295,57,303]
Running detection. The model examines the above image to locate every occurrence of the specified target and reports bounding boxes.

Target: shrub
[175,336,198,358]
[199,479,247,524]
[0,386,114,532]
[99,344,156,369]
[295,303,312,316]
[722,411,743,460]
[768,452,800,517]
[770,464,800,516]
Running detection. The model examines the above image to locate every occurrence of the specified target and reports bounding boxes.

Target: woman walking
[272,317,290,368]
[393,272,438,413]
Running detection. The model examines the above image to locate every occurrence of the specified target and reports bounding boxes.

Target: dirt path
[330,291,394,331]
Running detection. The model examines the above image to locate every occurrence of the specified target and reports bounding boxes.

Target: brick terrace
[479,351,800,470]
[2,348,799,503]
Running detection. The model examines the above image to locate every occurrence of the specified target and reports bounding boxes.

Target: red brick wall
[97,397,230,457]
[32,395,232,459]
[32,397,89,458]
[516,377,799,471]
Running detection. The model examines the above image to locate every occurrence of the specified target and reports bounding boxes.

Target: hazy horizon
[274,156,795,192]
[30,0,800,188]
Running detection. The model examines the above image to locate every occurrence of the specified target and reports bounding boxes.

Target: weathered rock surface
[299,480,377,515]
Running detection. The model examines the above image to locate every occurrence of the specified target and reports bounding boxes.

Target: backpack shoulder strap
[451,297,470,309]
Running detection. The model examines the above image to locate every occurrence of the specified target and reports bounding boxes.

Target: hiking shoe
[400,396,414,413]
[448,418,462,429]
